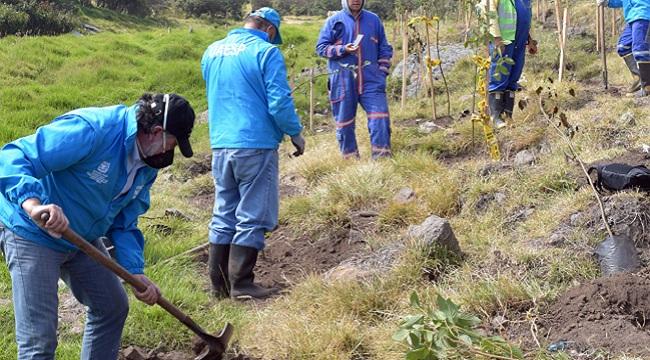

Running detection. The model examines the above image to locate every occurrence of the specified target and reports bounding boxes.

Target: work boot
[628,62,650,97]
[503,90,516,122]
[488,91,507,129]
[228,244,276,300]
[623,54,641,94]
[209,244,230,298]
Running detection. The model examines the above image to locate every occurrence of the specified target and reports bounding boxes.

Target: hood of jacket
[341,0,364,15]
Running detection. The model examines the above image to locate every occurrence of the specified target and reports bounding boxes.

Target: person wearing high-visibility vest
[597,0,650,96]
[481,0,538,129]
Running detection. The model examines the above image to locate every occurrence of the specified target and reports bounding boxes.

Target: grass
[1,4,650,360]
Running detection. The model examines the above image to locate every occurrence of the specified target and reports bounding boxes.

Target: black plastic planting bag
[595,234,640,276]
[588,163,650,192]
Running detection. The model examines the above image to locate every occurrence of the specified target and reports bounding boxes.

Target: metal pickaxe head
[194,323,234,360]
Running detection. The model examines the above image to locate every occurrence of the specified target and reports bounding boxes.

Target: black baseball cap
[154,93,195,158]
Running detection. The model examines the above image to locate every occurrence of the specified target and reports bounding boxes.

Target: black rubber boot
[503,90,516,121]
[629,62,650,97]
[228,245,276,300]
[209,244,230,298]
[488,91,506,129]
[623,54,641,94]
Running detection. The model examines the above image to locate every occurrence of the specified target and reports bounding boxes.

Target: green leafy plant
[393,292,523,359]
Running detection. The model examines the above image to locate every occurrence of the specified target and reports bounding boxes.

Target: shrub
[0,1,78,36]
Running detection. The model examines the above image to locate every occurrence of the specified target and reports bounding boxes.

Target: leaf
[552,106,559,114]
[535,86,544,95]
[410,291,421,308]
[408,332,421,348]
[502,57,515,65]
[569,88,576,97]
[547,77,554,83]
[393,328,410,342]
[403,315,424,328]
[423,329,434,343]
[406,347,430,360]
[436,295,459,317]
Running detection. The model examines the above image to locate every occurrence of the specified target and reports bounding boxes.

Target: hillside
[1,2,650,360]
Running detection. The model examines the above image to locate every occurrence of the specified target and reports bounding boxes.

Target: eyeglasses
[162,93,170,150]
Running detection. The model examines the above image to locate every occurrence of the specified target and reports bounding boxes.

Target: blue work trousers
[209,149,279,251]
[330,74,391,159]
[488,40,528,92]
[617,20,650,62]
[0,225,128,360]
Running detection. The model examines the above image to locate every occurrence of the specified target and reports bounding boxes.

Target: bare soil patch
[537,273,650,356]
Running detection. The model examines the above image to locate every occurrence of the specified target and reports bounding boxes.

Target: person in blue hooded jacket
[0,93,195,360]
[201,7,305,301]
[316,0,394,159]
[598,0,650,96]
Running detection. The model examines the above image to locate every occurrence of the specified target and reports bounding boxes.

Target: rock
[123,346,147,360]
[548,233,565,247]
[394,187,416,204]
[418,121,440,134]
[619,111,636,126]
[514,150,535,167]
[408,215,460,253]
[479,161,512,177]
[82,23,101,33]
[494,192,507,204]
[491,315,508,329]
[69,30,83,37]
[391,44,473,98]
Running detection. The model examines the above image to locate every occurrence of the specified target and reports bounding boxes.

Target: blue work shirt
[316,9,393,95]
[608,0,650,23]
[0,105,157,274]
[201,28,303,149]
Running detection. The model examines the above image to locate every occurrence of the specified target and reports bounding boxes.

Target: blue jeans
[617,20,650,62]
[209,149,279,250]
[0,225,128,360]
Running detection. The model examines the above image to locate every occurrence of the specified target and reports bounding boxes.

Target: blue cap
[249,7,283,45]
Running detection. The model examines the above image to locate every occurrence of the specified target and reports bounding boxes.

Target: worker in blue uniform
[316,0,393,159]
[600,0,650,96]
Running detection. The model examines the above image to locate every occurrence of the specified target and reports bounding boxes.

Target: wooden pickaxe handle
[37,212,229,342]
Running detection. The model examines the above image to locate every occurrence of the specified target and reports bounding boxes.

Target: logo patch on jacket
[87,161,111,184]
[208,44,247,58]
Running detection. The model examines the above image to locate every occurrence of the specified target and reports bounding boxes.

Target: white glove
[596,0,607,6]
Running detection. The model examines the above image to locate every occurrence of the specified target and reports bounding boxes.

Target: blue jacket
[608,0,650,23]
[316,8,393,95]
[201,28,303,149]
[0,105,157,274]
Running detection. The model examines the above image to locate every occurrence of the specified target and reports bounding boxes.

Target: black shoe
[228,245,276,300]
[504,90,516,121]
[623,54,642,93]
[488,91,506,129]
[209,244,230,298]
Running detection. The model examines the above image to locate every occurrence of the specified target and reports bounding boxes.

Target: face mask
[138,135,175,169]
[143,149,174,169]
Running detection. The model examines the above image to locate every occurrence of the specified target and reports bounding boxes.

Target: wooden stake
[599,5,608,88]
[596,6,601,53]
[309,68,314,132]
[559,7,568,82]
[424,20,437,121]
[401,12,408,111]
[537,0,541,22]
[611,10,616,35]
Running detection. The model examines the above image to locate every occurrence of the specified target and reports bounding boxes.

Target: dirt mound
[195,223,370,291]
[540,273,650,356]
[255,223,369,289]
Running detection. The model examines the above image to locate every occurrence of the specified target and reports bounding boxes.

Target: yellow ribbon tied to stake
[471,55,500,161]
